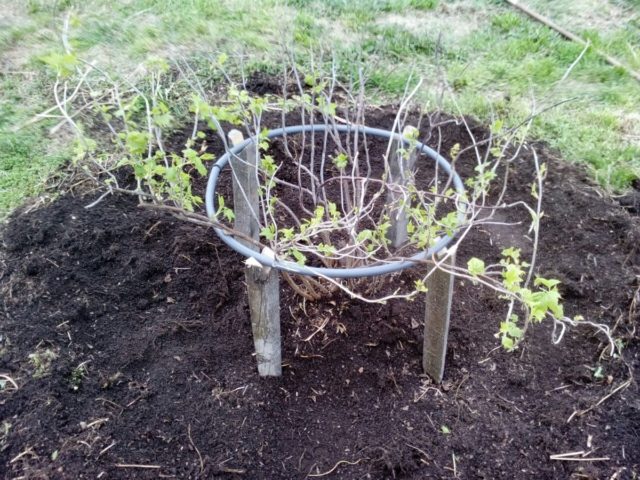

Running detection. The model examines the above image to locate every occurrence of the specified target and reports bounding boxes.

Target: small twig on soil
[10,447,37,464]
[546,384,571,394]
[444,453,458,477]
[95,397,125,415]
[598,313,624,360]
[628,284,639,334]
[405,443,431,463]
[145,221,162,238]
[454,374,469,399]
[414,383,443,403]
[218,458,246,474]
[550,450,610,461]
[85,190,112,209]
[609,468,627,479]
[567,378,632,423]
[126,395,145,408]
[82,417,109,429]
[302,318,329,342]
[114,463,162,469]
[220,467,246,474]
[495,393,524,414]
[0,374,19,391]
[187,424,205,475]
[98,441,116,457]
[477,346,501,364]
[307,459,363,477]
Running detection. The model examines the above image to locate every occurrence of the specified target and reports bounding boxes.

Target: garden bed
[1,108,639,479]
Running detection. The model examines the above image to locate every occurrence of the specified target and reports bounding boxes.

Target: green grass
[1,0,639,218]
[0,65,69,217]
[440,5,640,187]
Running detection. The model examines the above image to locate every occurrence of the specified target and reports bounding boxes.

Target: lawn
[1,0,639,218]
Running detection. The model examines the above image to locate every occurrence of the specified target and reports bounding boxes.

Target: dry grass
[376,0,494,46]
[526,0,637,35]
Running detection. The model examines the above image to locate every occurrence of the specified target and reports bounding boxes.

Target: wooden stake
[228,130,260,249]
[386,126,418,249]
[423,249,455,383]
[245,258,281,376]
[228,130,282,377]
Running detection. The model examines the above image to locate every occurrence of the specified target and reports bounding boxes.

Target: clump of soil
[1,108,639,479]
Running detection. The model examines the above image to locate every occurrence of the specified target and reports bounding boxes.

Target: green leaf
[440,425,451,434]
[124,131,150,156]
[317,243,336,256]
[501,336,515,350]
[506,322,523,339]
[40,52,78,77]
[439,211,459,236]
[502,264,524,291]
[501,247,521,263]
[534,277,561,289]
[449,143,460,159]
[260,225,276,241]
[151,101,173,128]
[261,155,277,176]
[279,228,294,241]
[490,146,503,159]
[132,163,146,179]
[357,229,373,243]
[414,279,428,293]
[220,206,234,222]
[192,156,207,176]
[289,248,306,265]
[332,153,348,170]
[467,258,485,277]
[328,202,340,222]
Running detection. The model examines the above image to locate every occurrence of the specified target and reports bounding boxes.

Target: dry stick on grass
[506,0,640,83]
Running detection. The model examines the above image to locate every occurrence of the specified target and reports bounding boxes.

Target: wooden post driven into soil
[385,125,455,382]
[228,130,282,377]
[386,126,418,249]
[423,249,455,383]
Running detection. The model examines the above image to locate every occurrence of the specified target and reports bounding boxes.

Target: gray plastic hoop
[205,124,466,278]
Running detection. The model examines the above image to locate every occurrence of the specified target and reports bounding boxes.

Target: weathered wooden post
[228,130,282,377]
[386,125,455,383]
[386,125,418,249]
[423,249,455,383]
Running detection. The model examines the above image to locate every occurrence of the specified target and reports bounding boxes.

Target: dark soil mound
[1,110,639,479]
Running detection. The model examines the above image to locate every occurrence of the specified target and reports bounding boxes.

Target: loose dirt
[1,107,639,479]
